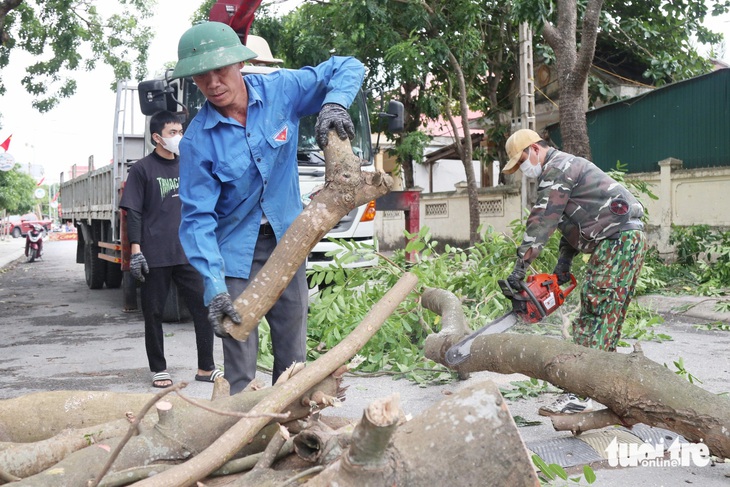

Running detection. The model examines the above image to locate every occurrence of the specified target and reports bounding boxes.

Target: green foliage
[0,1,153,111]
[618,302,671,346]
[305,222,566,383]
[693,321,730,332]
[513,0,728,87]
[532,454,597,485]
[500,378,560,401]
[389,131,431,168]
[669,225,730,296]
[263,0,517,185]
[0,166,36,214]
[664,356,703,385]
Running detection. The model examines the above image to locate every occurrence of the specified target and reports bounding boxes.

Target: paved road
[0,239,728,486]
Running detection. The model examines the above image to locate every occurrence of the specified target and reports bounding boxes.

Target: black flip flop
[195,369,223,383]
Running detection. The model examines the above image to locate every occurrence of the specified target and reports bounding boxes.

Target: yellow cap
[503,129,543,174]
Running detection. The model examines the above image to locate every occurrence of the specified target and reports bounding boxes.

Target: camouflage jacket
[517,149,644,265]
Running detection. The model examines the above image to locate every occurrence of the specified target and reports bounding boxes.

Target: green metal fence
[547,69,730,173]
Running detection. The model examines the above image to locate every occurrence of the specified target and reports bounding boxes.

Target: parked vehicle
[25,224,44,263]
[58,80,140,304]
[59,18,402,313]
[4,213,53,238]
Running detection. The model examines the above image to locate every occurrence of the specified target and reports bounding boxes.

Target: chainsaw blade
[444,311,519,367]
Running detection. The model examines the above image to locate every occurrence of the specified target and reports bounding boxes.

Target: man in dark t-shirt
[119,110,220,388]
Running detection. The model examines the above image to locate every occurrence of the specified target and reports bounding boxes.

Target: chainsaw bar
[444,311,519,366]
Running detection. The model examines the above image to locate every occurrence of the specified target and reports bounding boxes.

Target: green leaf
[549,463,568,480]
[583,465,597,483]
[531,454,553,480]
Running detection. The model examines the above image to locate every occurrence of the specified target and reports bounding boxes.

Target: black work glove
[129,253,149,282]
[315,103,355,149]
[507,260,526,291]
[208,293,241,338]
[552,257,573,285]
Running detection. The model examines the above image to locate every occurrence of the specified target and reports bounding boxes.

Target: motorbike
[25,224,44,263]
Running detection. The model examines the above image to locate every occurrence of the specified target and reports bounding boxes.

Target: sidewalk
[0,232,78,269]
[0,235,26,268]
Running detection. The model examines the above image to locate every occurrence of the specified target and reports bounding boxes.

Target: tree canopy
[0,165,36,215]
[511,0,729,159]
[0,0,153,112]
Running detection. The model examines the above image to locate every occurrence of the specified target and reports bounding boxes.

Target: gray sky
[0,1,726,184]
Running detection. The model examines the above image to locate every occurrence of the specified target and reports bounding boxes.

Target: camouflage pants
[572,230,647,351]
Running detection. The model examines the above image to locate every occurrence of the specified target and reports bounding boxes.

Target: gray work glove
[208,292,241,338]
[552,257,573,286]
[129,252,149,282]
[315,103,355,149]
[507,260,527,291]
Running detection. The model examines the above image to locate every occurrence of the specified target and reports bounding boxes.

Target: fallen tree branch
[89,383,186,487]
[223,133,395,341]
[9,377,339,485]
[550,408,638,435]
[422,287,730,458]
[132,272,419,487]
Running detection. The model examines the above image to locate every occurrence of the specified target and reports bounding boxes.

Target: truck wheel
[11,227,21,238]
[84,243,106,289]
[105,262,123,288]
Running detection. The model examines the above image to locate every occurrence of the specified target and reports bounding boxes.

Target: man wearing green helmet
[172,21,365,394]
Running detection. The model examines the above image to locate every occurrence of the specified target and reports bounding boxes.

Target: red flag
[0,134,11,152]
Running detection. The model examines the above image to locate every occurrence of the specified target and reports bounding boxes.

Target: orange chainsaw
[445,272,577,366]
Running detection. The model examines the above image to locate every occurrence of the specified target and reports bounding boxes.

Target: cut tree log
[0,390,179,443]
[421,287,730,459]
[3,376,340,486]
[222,133,394,341]
[131,272,418,487]
[302,383,539,486]
[0,417,136,480]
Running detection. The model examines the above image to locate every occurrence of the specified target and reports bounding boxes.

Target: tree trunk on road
[1,376,340,484]
[421,287,730,459]
[303,383,539,487]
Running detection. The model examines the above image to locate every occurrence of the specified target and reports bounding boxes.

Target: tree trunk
[222,133,394,342]
[303,384,539,486]
[541,0,605,160]
[0,391,198,443]
[421,287,730,459]
[444,49,480,245]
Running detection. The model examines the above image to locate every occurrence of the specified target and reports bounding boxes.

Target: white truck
[59,36,402,311]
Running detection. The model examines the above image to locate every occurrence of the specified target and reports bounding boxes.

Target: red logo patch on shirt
[274,125,288,142]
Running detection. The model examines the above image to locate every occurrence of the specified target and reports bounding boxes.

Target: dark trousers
[141,264,215,374]
[223,233,308,394]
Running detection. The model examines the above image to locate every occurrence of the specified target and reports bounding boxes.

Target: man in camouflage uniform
[503,129,647,415]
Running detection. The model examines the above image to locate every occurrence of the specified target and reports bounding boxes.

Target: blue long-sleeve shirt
[178,56,365,304]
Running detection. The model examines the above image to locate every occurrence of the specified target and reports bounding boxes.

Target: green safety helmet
[171,22,258,79]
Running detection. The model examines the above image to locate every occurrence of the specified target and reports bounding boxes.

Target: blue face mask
[520,149,543,179]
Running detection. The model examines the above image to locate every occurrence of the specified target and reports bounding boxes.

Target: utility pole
[518,22,537,216]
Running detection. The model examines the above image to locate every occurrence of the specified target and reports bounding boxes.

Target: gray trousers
[222,233,308,394]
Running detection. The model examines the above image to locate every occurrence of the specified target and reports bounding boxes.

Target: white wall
[376,161,730,257]
[413,159,481,193]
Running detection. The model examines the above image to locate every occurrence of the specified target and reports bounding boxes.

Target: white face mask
[520,149,543,179]
[160,134,182,156]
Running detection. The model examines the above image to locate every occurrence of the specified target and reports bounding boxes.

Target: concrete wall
[376,160,730,257]
[413,159,481,193]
